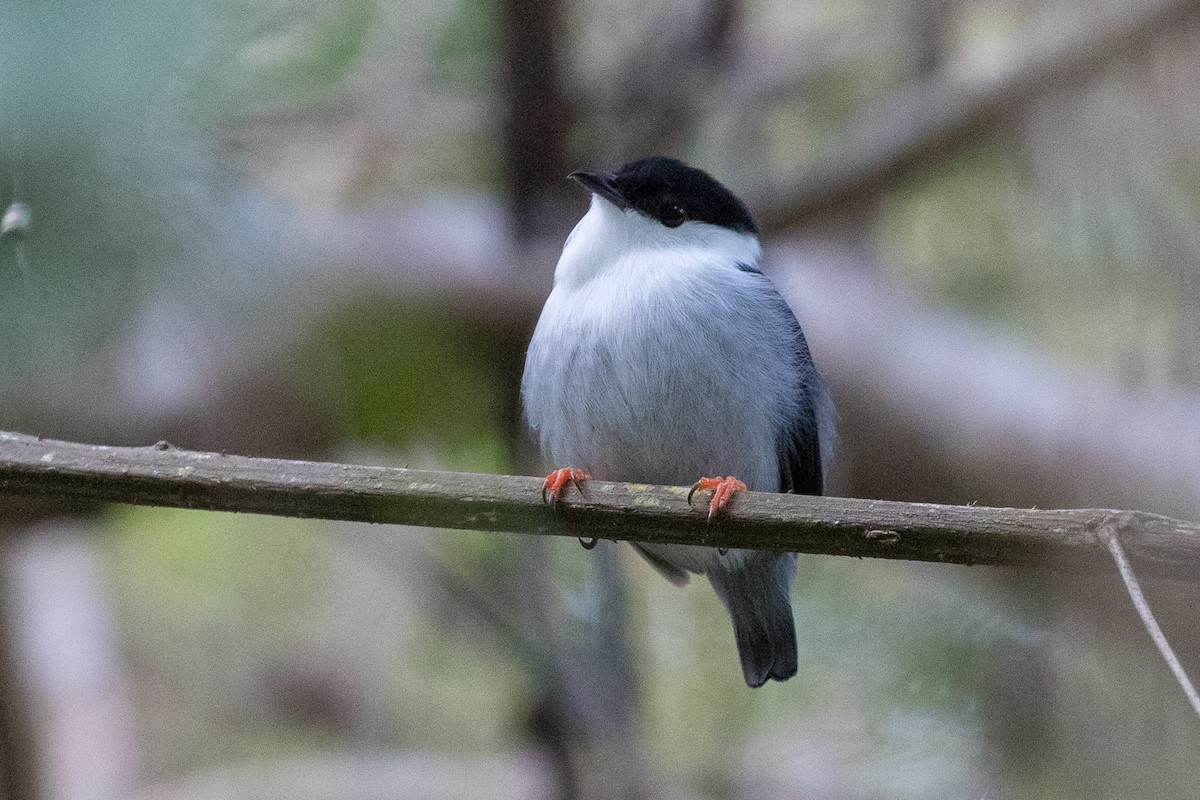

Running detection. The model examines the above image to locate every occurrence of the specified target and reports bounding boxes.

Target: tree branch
[2,431,1198,581]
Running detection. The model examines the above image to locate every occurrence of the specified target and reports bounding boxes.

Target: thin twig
[1104,526,1200,719]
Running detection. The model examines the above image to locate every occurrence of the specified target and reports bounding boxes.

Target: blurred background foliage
[2,0,1199,799]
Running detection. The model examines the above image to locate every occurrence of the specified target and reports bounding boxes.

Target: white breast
[521,199,803,491]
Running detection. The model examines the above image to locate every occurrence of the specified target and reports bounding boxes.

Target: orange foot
[542,467,591,507]
[687,475,748,523]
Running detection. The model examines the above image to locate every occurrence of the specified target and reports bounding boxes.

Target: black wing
[740,265,825,496]
[776,317,824,496]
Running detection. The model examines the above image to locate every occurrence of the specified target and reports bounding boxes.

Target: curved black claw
[578,537,599,550]
[686,480,703,507]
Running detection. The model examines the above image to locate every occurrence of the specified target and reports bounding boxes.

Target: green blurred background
[2,0,1199,798]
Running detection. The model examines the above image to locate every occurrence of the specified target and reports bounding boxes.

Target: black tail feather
[707,551,798,687]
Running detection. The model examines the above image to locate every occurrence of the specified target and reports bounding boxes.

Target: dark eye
[659,204,686,228]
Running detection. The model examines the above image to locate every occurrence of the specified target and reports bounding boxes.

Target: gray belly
[524,280,787,492]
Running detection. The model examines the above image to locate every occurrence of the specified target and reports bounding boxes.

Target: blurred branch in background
[500,0,573,239]
[1,431,1198,579]
[752,0,1200,230]
[4,523,138,800]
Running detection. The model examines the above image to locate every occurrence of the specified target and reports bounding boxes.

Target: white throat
[553,196,762,289]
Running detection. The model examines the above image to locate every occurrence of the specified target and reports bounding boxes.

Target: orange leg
[542,467,592,507]
[687,475,748,523]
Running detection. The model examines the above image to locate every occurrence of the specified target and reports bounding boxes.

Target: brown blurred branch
[753,0,1200,230]
[500,0,572,239]
[1,431,1198,580]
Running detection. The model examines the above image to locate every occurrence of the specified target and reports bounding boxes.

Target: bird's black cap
[569,157,757,234]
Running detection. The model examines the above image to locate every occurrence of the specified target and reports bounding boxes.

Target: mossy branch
[1,430,1198,580]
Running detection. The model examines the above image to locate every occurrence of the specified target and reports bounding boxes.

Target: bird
[521,156,834,687]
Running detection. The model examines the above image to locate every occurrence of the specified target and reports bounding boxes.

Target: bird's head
[557,158,761,287]
[569,156,757,235]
